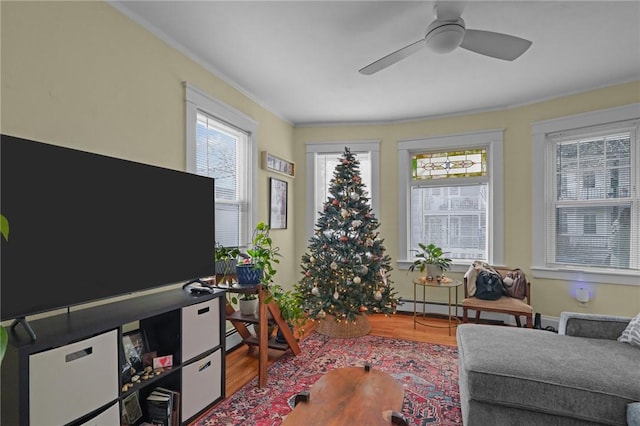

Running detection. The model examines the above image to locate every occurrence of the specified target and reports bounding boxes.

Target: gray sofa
[457,312,640,425]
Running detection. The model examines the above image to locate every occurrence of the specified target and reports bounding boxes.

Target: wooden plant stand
[225,284,301,388]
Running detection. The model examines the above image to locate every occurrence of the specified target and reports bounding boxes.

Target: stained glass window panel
[412,149,486,181]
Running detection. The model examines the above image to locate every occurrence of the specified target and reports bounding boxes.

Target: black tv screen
[1,134,215,321]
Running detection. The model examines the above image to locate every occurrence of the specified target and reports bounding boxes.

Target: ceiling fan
[359,1,532,75]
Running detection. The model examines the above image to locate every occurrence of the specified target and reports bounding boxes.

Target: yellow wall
[1,1,297,287]
[2,2,638,319]
[293,82,640,318]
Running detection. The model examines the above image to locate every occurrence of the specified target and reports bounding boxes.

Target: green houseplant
[235,293,258,316]
[409,243,452,278]
[268,284,307,342]
[214,243,240,284]
[236,221,281,287]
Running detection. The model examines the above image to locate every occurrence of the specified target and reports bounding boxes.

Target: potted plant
[235,293,258,316]
[409,243,452,279]
[236,221,281,287]
[269,284,307,342]
[214,243,240,285]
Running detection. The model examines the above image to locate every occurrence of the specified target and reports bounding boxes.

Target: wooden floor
[224,312,458,396]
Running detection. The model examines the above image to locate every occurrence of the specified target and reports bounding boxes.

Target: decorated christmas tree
[298,147,398,336]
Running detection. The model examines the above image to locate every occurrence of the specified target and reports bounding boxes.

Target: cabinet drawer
[182,298,220,361]
[181,349,222,421]
[29,330,119,426]
[78,401,120,426]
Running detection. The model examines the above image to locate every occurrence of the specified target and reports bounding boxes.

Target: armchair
[462,265,533,327]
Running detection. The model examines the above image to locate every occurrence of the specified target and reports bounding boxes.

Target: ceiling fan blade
[460,29,532,61]
[359,39,425,75]
[435,1,466,21]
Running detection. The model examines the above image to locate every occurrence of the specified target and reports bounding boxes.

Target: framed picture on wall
[269,177,288,229]
[261,151,295,177]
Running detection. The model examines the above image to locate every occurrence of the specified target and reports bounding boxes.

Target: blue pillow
[628,402,640,426]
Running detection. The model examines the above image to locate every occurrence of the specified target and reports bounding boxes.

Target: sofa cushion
[628,402,640,426]
[618,313,640,348]
[457,324,640,426]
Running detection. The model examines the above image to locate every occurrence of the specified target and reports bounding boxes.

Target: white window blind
[410,149,489,261]
[185,82,257,252]
[196,112,248,248]
[305,141,380,242]
[548,127,638,271]
[314,151,371,225]
[397,130,504,270]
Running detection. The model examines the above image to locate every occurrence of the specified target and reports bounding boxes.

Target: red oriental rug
[194,332,461,426]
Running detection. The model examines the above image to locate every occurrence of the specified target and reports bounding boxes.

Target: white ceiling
[110,1,640,126]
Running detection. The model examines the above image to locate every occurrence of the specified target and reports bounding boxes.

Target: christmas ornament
[333,291,339,300]
[352,220,362,228]
[356,265,369,275]
[353,276,361,284]
[311,286,320,296]
[310,256,316,263]
[350,192,360,201]
[340,236,348,242]
[341,209,350,218]
[332,199,339,206]
[330,261,338,270]
[359,306,367,312]
[374,290,382,301]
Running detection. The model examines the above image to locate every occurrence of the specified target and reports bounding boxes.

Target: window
[398,130,504,271]
[305,141,379,241]
[185,83,258,249]
[532,103,639,285]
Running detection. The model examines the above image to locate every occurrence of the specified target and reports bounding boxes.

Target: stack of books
[146,387,180,426]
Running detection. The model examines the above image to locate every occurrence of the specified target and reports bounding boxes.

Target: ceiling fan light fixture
[425,19,466,54]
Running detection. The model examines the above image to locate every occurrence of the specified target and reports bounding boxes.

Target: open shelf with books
[1,288,226,426]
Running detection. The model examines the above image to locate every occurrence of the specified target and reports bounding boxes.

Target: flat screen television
[1,134,215,322]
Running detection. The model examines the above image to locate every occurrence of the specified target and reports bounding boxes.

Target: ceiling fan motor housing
[425,18,466,54]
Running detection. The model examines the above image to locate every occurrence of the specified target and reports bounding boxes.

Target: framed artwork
[122,330,147,374]
[121,391,143,425]
[261,151,295,177]
[269,177,288,229]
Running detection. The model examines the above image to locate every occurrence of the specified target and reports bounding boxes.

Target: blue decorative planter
[236,264,262,286]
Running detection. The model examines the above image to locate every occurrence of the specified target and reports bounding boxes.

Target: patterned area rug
[195,332,461,426]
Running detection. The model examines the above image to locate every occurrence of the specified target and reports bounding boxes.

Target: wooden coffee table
[283,365,406,425]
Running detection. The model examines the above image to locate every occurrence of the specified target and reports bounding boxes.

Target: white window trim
[305,141,380,242]
[531,103,640,286]
[184,82,258,247]
[397,129,504,273]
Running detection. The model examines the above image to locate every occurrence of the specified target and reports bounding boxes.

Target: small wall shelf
[261,151,295,177]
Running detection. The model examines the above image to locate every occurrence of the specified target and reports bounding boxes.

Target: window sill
[531,266,639,286]
[397,260,472,275]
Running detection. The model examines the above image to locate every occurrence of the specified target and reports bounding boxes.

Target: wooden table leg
[257,285,268,388]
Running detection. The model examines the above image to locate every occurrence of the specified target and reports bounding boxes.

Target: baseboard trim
[398,300,561,329]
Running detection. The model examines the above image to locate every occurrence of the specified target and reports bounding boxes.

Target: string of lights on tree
[297,147,399,323]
